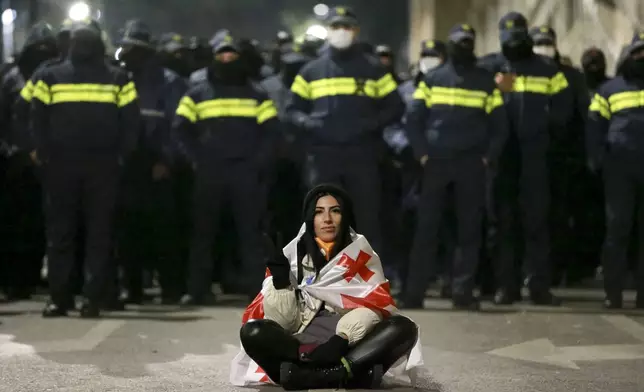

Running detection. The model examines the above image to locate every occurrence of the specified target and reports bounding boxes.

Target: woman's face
[313,195,342,242]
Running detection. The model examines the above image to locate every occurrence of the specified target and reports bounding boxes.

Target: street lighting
[68,2,90,21]
[306,24,327,40]
[313,3,329,17]
[1,9,16,26]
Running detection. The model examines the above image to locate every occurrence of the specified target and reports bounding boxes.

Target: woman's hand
[301,335,350,365]
[263,234,291,290]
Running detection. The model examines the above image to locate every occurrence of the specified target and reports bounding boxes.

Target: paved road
[1,289,644,392]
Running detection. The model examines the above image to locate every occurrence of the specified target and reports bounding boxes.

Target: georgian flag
[229,224,424,387]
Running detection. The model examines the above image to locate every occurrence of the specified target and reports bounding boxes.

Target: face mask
[327,29,354,49]
[419,57,441,73]
[213,59,247,84]
[447,41,476,65]
[533,45,556,58]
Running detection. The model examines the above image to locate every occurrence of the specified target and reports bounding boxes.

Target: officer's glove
[263,234,291,290]
[301,335,350,365]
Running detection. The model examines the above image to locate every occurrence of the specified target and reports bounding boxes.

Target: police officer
[287,6,404,262]
[31,21,140,318]
[189,36,212,73]
[478,12,569,305]
[587,32,644,309]
[403,24,508,309]
[116,20,187,305]
[375,45,402,84]
[173,34,278,306]
[0,22,57,300]
[529,26,591,285]
[158,33,193,79]
[260,43,313,242]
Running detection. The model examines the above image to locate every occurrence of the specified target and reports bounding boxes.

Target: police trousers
[240,315,418,385]
[187,160,265,298]
[490,135,550,293]
[43,155,120,305]
[405,155,485,303]
[602,152,644,298]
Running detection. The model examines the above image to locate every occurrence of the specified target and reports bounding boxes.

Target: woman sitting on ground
[238,184,419,390]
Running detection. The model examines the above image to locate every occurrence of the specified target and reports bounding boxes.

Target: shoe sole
[370,364,384,389]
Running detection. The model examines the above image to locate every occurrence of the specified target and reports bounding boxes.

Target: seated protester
[231,184,421,390]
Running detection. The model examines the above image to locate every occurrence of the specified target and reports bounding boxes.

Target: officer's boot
[279,362,382,390]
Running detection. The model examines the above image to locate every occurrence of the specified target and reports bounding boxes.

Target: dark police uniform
[587,32,644,309]
[529,26,591,285]
[173,36,278,303]
[478,12,569,305]
[404,24,508,308]
[31,23,140,318]
[0,22,57,300]
[116,20,188,304]
[287,7,404,261]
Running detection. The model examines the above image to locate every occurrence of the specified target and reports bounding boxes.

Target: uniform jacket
[286,44,404,152]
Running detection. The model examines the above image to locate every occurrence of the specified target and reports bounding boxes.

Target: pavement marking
[32,320,125,353]
[602,315,644,343]
[487,338,644,369]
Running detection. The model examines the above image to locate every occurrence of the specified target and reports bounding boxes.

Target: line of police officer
[2,6,643,316]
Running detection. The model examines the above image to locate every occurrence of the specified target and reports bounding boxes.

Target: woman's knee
[239,319,282,346]
[384,315,418,345]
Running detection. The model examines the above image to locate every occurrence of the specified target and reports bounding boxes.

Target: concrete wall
[409,0,644,72]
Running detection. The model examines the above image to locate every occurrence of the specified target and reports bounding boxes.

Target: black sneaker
[42,302,68,318]
[280,362,349,390]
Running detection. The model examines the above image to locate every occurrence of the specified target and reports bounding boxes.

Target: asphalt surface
[1,288,644,392]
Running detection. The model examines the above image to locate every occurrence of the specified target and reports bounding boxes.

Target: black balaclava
[622,50,644,80]
[299,184,355,274]
[502,31,533,61]
[120,45,154,73]
[581,48,608,90]
[448,39,476,65]
[210,51,247,85]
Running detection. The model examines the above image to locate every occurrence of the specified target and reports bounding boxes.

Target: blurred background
[0,0,642,77]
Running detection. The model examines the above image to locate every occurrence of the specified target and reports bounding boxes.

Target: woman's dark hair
[296,184,355,278]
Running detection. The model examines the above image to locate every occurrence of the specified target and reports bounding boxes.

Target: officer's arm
[285,70,316,130]
[404,80,432,162]
[0,80,11,145]
[256,95,280,168]
[161,76,189,166]
[586,89,610,171]
[13,71,42,152]
[116,73,141,161]
[172,92,199,165]
[548,69,571,129]
[373,68,405,130]
[572,71,591,125]
[485,88,509,163]
[30,73,52,162]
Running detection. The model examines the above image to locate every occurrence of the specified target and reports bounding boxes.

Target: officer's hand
[30,150,41,166]
[420,155,429,167]
[495,72,516,93]
[152,163,170,180]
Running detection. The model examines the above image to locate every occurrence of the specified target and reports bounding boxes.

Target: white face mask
[419,56,441,74]
[327,28,354,49]
[533,45,556,58]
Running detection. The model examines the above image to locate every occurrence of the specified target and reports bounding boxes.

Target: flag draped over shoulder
[230,224,424,387]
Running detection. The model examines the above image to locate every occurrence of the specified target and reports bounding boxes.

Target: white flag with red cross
[229,224,424,387]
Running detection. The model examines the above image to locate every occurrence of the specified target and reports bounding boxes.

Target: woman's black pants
[239,315,418,385]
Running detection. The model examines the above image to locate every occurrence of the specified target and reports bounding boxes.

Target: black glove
[263,233,291,290]
[301,335,350,365]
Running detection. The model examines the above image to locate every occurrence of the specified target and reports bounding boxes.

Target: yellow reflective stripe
[196,98,259,120]
[376,73,397,97]
[291,75,311,99]
[589,93,610,119]
[20,80,35,101]
[309,77,378,99]
[549,71,568,94]
[49,83,119,104]
[176,96,197,123]
[117,81,137,107]
[607,90,644,113]
[429,86,487,109]
[257,100,277,124]
[486,89,504,113]
[412,81,431,107]
[32,80,51,105]
[512,76,550,94]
